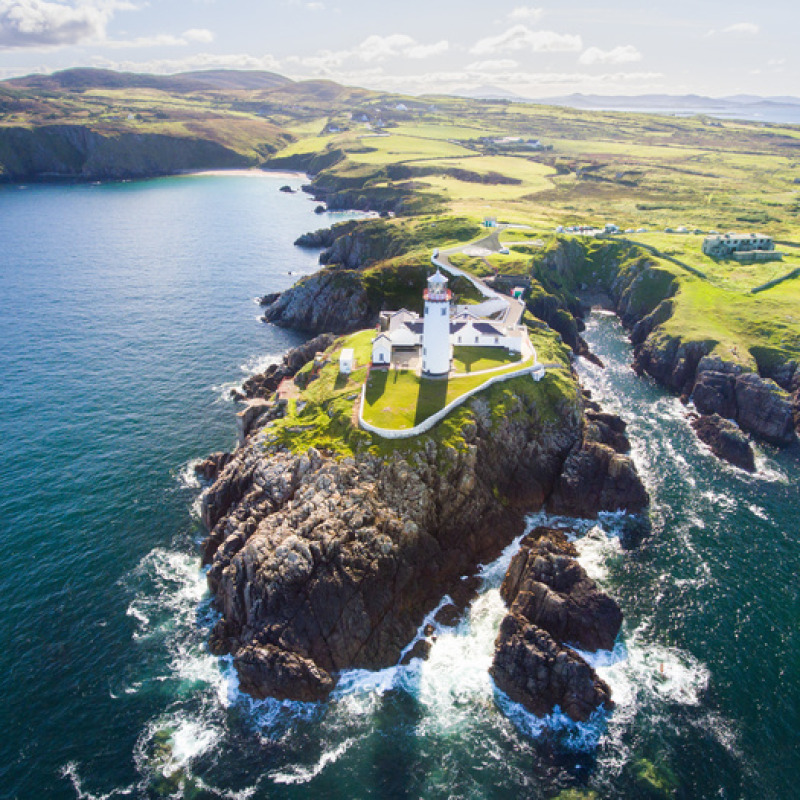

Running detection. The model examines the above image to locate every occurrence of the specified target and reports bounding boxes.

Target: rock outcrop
[261,270,375,334]
[500,531,623,652]
[549,440,648,518]
[634,346,796,445]
[490,528,619,722]
[491,613,613,723]
[690,413,756,472]
[200,374,646,704]
[234,333,337,400]
[195,451,233,483]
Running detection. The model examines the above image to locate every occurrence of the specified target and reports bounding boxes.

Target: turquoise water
[0,178,798,799]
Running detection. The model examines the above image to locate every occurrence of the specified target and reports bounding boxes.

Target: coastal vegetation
[2,65,798,445]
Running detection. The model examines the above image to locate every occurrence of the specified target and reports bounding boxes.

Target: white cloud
[471,25,582,55]
[465,58,518,71]
[0,0,135,49]
[306,1,324,9]
[722,22,760,35]
[289,33,449,71]
[578,45,641,66]
[182,28,214,43]
[92,50,282,74]
[104,27,215,49]
[707,21,760,37]
[508,6,543,22]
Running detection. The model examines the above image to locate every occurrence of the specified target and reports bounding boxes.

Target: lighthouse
[422,270,452,376]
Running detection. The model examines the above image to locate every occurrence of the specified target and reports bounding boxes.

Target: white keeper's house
[371,270,527,376]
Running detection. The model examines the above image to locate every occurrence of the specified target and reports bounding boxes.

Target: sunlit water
[1,180,798,799]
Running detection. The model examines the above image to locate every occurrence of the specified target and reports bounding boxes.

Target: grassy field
[3,67,800,378]
[362,356,534,430]
[255,325,567,454]
[452,346,521,373]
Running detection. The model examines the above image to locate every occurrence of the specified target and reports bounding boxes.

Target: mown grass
[452,346,522,373]
[362,356,534,430]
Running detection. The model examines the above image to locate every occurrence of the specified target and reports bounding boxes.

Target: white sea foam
[575,532,616,583]
[748,503,769,520]
[176,458,203,490]
[60,762,136,799]
[270,737,359,785]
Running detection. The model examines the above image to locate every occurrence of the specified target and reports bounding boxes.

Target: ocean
[0,174,797,799]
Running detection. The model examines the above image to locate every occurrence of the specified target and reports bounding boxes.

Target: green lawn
[452,346,522,373]
[362,356,533,430]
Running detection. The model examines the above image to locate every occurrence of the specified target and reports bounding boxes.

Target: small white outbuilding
[339,348,354,374]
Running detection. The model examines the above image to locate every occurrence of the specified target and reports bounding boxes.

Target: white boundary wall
[359,362,546,440]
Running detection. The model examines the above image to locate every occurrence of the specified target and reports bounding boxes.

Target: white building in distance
[702,232,775,257]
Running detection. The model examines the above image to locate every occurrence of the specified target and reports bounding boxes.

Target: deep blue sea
[0,174,798,799]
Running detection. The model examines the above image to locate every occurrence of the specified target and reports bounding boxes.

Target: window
[475,336,479,343]
[423,347,427,355]
[494,337,499,344]
[457,336,462,343]
[441,307,447,316]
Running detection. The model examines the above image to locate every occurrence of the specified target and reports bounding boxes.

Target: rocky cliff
[263,218,482,334]
[199,350,648,705]
[536,238,800,450]
[0,125,262,181]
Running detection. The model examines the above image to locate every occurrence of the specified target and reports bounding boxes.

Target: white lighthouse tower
[422,270,452,376]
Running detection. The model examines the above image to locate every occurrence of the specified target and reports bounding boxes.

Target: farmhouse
[702,232,780,262]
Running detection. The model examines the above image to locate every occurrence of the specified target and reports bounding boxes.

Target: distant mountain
[451,85,532,102]
[4,67,292,93]
[529,93,800,124]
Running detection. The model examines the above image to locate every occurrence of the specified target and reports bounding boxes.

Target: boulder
[234,644,335,702]
[548,440,649,517]
[690,413,756,471]
[501,531,623,652]
[490,614,613,722]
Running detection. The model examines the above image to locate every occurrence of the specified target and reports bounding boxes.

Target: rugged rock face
[234,333,337,400]
[585,409,631,453]
[733,372,796,445]
[500,531,623,652]
[491,613,614,723]
[195,451,233,483]
[632,343,797,445]
[261,270,375,333]
[549,440,649,518]
[690,413,756,472]
[491,527,619,722]
[200,376,646,703]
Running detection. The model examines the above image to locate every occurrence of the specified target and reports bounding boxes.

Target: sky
[0,0,798,98]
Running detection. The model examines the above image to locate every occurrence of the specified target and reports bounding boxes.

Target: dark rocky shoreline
[197,335,647,720]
